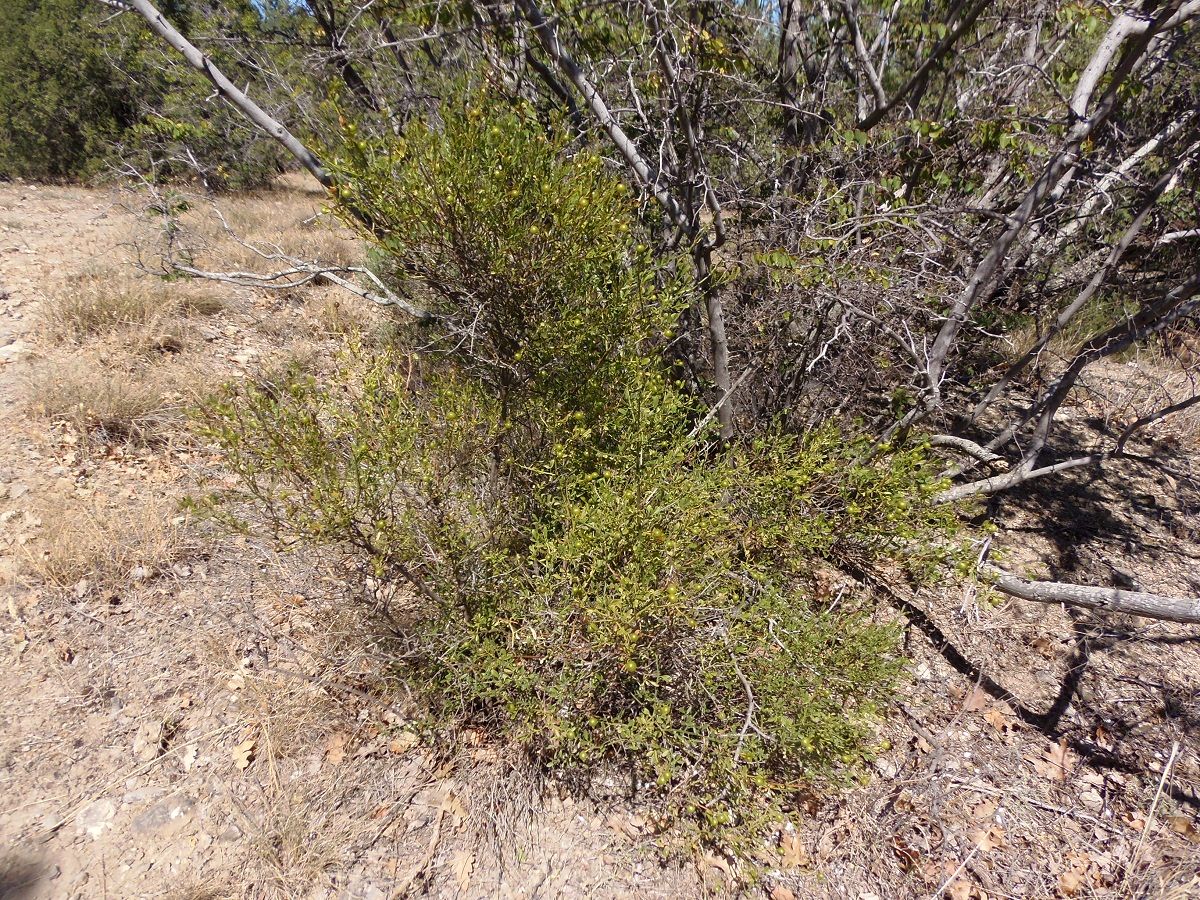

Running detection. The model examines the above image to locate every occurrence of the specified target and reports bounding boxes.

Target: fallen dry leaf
[1035,738,1074,781]
[983,707,1013,734]
[963,685,989,712]
[779,831,809,869]
[440,790,468,829]
[1168,815,1200,843]
[890,835,920,872]
[388,731,418,755]
[770,886,796,900]
[450,848,474,890]
[232,738,256,771]
[699,851,733,880]
[1058,868,1085,896]
[970,826,1006,853]
[325,731,348,765]
[970,798,998,820]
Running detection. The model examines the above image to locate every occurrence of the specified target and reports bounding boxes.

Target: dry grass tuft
[174,283,228,317]
[305,293,377,338]
[238,781,349,899]
[41,274,164,341]
[166,882,235,900]
[179,182,361,275]
[462,751,543,865]
[40,272,223,344]
[24,349,203,442]
[20,495,184,591]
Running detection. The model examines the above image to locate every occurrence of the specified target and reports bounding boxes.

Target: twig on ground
[1124,740,1181,893]
[929,838,983,900]
[394,806,446,897]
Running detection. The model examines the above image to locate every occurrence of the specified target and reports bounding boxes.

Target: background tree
[0,0,297,186]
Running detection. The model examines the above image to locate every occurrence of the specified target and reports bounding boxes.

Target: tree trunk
[694,245,734,440]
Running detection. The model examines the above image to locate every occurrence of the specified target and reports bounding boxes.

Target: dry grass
[175,178,360,274]
[19,495,184,591]
[304,293,382,339]
[237,782,349,899]
[23,349,198,442]
[40,271,224,344]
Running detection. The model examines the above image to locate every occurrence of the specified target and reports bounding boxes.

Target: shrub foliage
[203,103,955,847]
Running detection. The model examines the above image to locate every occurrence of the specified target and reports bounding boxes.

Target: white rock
[76,799,117,840]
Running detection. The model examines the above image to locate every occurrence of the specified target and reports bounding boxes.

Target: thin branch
[516,0,684,227]
[929,434,1003,465]
[173,261,428,320]
[856,0,991,131]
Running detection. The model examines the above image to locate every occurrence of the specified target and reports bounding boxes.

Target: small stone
[76,799,117,840]
[131,795,195,836]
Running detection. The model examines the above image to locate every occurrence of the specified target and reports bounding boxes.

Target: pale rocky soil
[0,178,1198,900]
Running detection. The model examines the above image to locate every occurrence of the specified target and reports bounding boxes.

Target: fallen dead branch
[990,570,1200,624]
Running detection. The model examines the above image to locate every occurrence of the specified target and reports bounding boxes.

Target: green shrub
[201,101,956,851]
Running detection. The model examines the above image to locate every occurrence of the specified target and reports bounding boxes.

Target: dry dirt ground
[0,178,1198,900]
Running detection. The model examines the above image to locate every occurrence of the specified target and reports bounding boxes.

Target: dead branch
[172,261,428,320]
[929,434,1003,465]
[516,0,683,226]
[115,0,333,188]
[990,570,1200,625]
[921,0,1191,414]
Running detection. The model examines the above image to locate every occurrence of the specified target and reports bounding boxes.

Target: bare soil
[1,179,1197,900]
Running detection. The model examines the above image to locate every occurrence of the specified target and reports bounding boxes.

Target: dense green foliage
[0,0,141,180]
[202,105,958,848]
[69,0,1196,861]
[0,0,287,186]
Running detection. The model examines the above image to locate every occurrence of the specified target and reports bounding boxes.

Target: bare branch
[929,434,1003,465]
[991,570,1200,625]
[113,0,333,188]
[516,0,684,226]
[922,0,1190,410]
[856,0,991,131]
[172,260,428,321]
